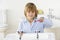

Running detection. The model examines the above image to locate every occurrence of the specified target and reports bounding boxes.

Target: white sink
[5,33,55,40]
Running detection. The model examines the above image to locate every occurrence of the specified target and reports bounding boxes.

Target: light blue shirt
[17,18,53,33]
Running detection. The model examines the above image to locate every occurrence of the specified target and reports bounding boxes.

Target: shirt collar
[24,17,37,23]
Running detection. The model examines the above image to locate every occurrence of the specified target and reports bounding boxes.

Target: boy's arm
[17,20,23,37]
[38,17,53,28]
[43,18,53,28]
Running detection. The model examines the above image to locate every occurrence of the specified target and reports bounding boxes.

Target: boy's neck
[27,18,33,24]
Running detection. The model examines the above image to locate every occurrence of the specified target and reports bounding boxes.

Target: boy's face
[26,11,35,20]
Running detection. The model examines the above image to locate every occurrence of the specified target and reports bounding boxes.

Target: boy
[17,2,53,39]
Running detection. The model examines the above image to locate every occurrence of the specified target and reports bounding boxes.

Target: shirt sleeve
[17,20,23,32]
[43,18,53,28]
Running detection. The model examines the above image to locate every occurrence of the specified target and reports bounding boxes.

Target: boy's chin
[28,17,34,18]
[27,17,33,19]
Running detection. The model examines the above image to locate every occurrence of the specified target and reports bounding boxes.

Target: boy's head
[24,2,38,19]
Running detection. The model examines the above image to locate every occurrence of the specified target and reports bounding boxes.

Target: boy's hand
[39,17,44,22]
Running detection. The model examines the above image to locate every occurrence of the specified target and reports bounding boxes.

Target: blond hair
[24,3,38,18]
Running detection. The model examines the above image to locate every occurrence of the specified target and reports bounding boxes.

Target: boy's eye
[27,11,35,14]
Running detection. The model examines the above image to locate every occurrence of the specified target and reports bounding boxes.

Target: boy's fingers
[40,17,44,22]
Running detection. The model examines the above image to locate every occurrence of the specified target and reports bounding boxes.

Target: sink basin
[5,33,55,40]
